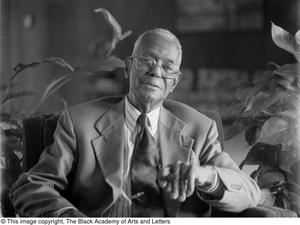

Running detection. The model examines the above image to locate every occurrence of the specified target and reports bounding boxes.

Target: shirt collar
[124,96,160,135]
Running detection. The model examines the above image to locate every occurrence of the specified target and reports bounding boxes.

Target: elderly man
[10,28,260,217]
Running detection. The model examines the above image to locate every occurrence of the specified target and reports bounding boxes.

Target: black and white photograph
[0,0,300,220]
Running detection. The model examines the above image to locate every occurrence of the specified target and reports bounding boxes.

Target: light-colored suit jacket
[10,97,260,217]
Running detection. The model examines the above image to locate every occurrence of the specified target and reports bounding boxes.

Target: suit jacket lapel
[91,98,125,211]
[158,106,194,217]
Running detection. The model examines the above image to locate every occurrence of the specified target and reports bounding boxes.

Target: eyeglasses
[130,56,181,79]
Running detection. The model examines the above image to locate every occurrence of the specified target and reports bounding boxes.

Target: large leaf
[40,75,72,103]
[3,57,74,106]
[0,122,17,130]
[13,57,74,75]
[225,116,253,140]
[284,182,300,195]
[296,30,300,46]
[281,187,300,215]
[245,125,261,145]
[87,55,124,72]
[225,121,245,140]
[277,109,299,121]
[3,128,23,138]
[0,83,21,91]
[279,152,299,174]
[274,63,300,79]
[1,91,35,107]
[258,117,289,145]
[239,142,281,169]
[94,8,132,56]
[243,91,283,117]
[290,161,300,185]
[271,22,300,62]
[29,75,72,115]
[44,57,74,72]
[234,82,255,102]
[257,171,285,189]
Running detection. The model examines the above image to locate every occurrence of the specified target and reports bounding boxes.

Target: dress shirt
[124,97,160,176]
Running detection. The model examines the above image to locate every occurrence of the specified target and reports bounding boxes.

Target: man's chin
[139,92,162,106]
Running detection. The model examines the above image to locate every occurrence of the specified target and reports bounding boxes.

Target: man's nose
[149,64,163,78]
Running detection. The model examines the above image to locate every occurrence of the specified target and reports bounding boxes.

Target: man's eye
[140,58,153,65]
[162,64,176,73]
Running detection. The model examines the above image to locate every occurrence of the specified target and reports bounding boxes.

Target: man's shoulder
[163,99,213,125]
[66,96,124,119]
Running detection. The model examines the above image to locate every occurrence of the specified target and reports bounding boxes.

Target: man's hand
[158,161,213,202]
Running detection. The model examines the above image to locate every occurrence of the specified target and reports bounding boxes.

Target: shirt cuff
[196,166,225,200]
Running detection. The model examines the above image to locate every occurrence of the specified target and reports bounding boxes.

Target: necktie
[130,114,164,216]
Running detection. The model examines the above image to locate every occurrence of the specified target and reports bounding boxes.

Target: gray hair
[132,28,182,65]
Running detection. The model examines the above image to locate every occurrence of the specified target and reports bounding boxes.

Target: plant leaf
[41,75,71,102]
[87,55,124,72]
[274,63,300,79]
[245,125,261,145]
[0,83,21,91]
[281,188,300,215]
[43,57,74,72]
[284,182,300,195]
[257,171,286,189]
[13,57,73,77]
[243,91,283,117]
[279,152,300,174]
[271,22,300,62]
[296,30,300,46]
[94,8,132,56]
[258,117,289,145]
[28,75,72,115]
[1,91,35,107]
[3,129,23,138]
[225,116,252,140]
[277,109,299,120]
[239,142,281,169]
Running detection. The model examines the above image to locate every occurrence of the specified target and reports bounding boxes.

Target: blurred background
[1,0,300,217]
[0,0,299,169]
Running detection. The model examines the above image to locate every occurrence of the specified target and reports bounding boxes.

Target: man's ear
[124,57,131,78]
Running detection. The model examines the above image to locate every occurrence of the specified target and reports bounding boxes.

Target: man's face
[127,33,181,111]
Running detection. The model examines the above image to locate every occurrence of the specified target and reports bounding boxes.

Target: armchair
[19,111,296,217]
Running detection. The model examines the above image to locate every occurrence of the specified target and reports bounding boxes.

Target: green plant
[0,8,131,217]
[226,22,300,215]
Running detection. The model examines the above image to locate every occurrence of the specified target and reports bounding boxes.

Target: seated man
[10,28,260,217]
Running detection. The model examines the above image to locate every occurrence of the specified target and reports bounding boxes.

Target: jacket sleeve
[9,109,85,217]
[197,120,261,213]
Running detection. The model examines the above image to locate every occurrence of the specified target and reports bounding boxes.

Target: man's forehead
[139,33,176,47]
[134,33,179,61]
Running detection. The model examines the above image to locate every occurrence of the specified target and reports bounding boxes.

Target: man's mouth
[140,82,160,89]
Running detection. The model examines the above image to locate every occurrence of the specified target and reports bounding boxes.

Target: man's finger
[187,166,195,197]
[158,166,170,188]
[169,162,180,199]
[178,163,189,202]
[159,166,171,177]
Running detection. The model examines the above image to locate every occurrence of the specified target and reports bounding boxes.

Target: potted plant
[226,22,300,215]
[0,8,131,217]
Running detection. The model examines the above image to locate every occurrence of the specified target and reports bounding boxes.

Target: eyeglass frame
[127,56,182,80]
